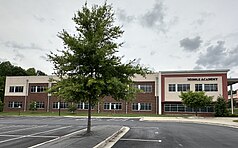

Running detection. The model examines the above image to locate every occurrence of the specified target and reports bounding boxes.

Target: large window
[8,102,22,108]
[195,84,203,91]
[204,84,218,92]
[164,104,214,113]
[36,102,44,109]
[132,103,151,111]
[139,85,152,93]
[177,84,190,92]
[31,86,46,93]
[52,102,68,109]
[78,102,93,110]
[104,103,122,110]
[168,84,176,92]
[9,86,24,93]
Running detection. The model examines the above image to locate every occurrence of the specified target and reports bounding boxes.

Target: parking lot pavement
[0,124,85,148]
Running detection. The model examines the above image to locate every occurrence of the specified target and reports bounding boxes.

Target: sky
[0,0,238,88]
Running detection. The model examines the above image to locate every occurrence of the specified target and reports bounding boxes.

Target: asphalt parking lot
[0,122,85,148]
[1,116,238,148]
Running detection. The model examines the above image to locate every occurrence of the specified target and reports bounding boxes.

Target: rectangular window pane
[104,103,110,110]
[140,85,152,93]
[31,86,37,92]
[15,86,23,92]
[195,84,203,91]
[9,86,15,92]
[177,84,190,92]
[204,84,218,91]
[169,84,176,92]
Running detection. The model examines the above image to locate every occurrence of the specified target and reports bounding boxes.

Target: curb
[93,126,130,148]
[141,117,238,129]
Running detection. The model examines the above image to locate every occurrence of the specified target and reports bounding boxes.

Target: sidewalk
[141,116,238,128]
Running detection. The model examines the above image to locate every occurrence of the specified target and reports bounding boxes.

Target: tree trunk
[87,98,92,133]
[195,108,198,116]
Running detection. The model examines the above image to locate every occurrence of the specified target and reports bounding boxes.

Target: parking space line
[120,138,162,143]
[0,125,47,134]
[0,126,71,144]
[29,127,87,148]
[0,125,26,130]
[0,134,59,138]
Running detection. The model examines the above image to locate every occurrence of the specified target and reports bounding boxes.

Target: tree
[48,2,149,133]
[214,96,228,117]
[29,101,37,111]
[179,91,213,116]
[26,68,37,76]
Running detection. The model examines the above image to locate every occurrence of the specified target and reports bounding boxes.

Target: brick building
[3,69,234,114]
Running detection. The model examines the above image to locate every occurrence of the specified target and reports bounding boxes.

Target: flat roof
[227,78,238,86]
[160,69,229,74]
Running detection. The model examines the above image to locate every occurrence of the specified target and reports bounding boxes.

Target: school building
[3,69,238,115]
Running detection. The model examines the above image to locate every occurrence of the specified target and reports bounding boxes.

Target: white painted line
[0,134,58,138]
[94,126,130,148]
[0,125,26,130]
[120,138,162,143]
[0,126,71,144]
[0,125,47,134]
[29,128,87,148]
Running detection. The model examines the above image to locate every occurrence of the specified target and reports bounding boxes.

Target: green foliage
[68,103,77,113]
[26,68,37,76]
[0,100,4,112]
[179,91,213,116]
[48,2,150,132]
[214,96,228,117]
[29,102,37,111]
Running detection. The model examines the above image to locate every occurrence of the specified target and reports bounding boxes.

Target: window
[31,86,46,93]
[9,86,24,93]
[177,84,190,91]
[60,102,68,109]
[78,102,92,110]
[8,102,22,108]
[164,104,214,113]
[52,102,68,109]
[169,84,176,92]
[53,102,58,109]
[9,86,15,92]
[104,103,110,110]
[103,103,122,110]
[36,102,44,109]
[195,84,203,91]
[139,85,152,93]
[204,84,218,91]
[132,103,151,111]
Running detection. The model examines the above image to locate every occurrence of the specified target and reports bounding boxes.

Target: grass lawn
[0,111,192,118]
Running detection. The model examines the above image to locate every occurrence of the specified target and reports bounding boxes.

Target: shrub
[0,101,4,112]
[29,102,37,111]
[214,96,228,117]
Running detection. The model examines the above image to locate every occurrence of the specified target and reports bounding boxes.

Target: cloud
[180,36,203,51]
[150,51,157,56]
[40,55,48,61]
[13,49,25,61]
[169,54,181,59]
[140,1,167,33]
[3,41,44,50]
[116,8,135,24]
[195,41,238,69]
[33,15,46,22]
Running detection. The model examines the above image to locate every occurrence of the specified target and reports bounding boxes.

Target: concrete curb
[141,117,238,129]
[93,126,130,148]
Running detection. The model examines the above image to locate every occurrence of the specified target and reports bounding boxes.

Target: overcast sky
[0,0,238,88]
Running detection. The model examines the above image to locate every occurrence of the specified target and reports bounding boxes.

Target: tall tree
[26,68,37,76]
[179,91,213,116]
[48,2,149,133]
